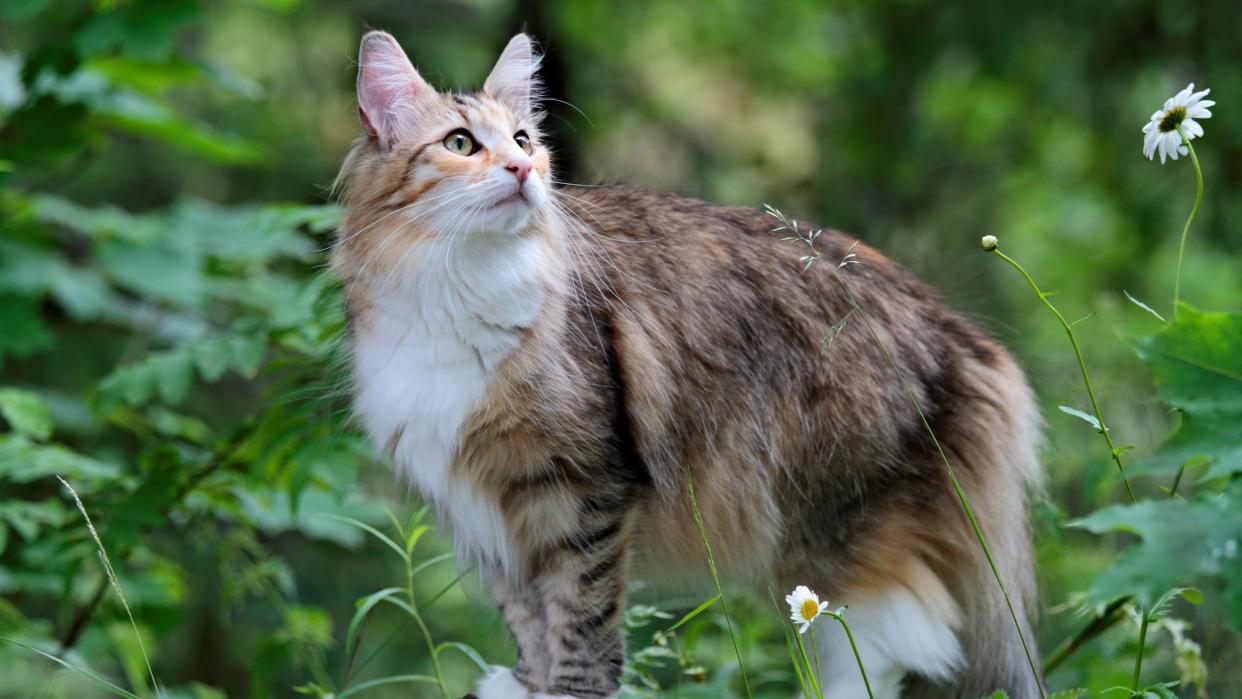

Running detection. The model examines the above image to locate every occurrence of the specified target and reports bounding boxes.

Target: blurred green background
[2,0,1240,697]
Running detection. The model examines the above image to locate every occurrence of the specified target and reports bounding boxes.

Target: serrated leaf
[0,435,122,483]
[1133,307,1242,480]
[1069,486,1242,617]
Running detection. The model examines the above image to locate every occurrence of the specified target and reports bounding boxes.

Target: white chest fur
[348,233,548,570]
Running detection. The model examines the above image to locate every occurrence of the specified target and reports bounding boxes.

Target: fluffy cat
[333,30,1044,699]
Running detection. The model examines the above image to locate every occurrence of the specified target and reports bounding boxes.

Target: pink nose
[505,160,532,185]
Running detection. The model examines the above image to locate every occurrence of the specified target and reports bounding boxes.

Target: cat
[332,30,1045,699]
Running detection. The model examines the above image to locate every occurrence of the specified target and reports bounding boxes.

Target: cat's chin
[484,201,543,236]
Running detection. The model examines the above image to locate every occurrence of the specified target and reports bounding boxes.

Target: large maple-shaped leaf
[1133,305,1242,480]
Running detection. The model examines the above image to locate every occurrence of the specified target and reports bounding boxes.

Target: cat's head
[336,31,552,249]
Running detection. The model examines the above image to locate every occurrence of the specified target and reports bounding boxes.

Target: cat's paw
[477,667,532,699]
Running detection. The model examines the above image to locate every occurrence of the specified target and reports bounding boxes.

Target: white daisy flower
[1142,83,1214,164]
[785,585,829,634]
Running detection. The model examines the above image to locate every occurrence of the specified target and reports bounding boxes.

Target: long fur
[334,30,1045,699]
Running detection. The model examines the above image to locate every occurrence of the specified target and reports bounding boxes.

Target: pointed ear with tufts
[356,31,434,149]
[483,33,542,117]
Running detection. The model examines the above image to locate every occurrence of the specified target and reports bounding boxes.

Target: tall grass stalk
[1171,125,1204,321]
[769,207,1044,694]
[57,476,161,699]
[984,243,1138,504]
[686,473,753,698]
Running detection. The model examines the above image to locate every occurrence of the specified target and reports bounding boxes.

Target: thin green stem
[832,275,1045,696]
[405,553,450,699]
[687,474,753,698]
[1132,611,1150,690]
[809,625,823,689]
[823,611,873,699]
[1042,595,1130,673]
[990,248,1137,504]
[1171,126,1204,322]
[794,630,823,699]
[1168,461,1189,498]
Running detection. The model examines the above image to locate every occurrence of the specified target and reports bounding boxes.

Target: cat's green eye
[514,131,533,155]
[443,129,478,156]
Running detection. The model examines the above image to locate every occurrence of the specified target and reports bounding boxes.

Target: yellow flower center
[800,599,819,621]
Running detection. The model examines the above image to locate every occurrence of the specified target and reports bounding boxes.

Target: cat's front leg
[479,572,551,699]
[533,502,631,699]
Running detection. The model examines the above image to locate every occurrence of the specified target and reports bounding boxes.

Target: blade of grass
[655,595,720,642]
[57,476,161,698]
[687,473,752,698]
[0,635,139,699]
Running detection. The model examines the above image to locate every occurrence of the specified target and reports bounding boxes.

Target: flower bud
[980,235,998,252]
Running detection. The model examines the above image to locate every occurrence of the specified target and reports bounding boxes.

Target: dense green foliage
[2,1,1240,697]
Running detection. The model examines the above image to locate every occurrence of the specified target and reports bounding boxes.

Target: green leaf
[335,674,440,699]
[0,389,53,440]
[405,524,431,558]
[0,500,68,540]
[410,552,454,578]
[345,587,404,655]
[0,297,53,363]
[1133,306,1242,479]
[1069,486,1242,613]
[0,435,123,483]
[1057,405,1103,432]
[436,641,491,673]
[0,635,138,698]
[322,514,407,561]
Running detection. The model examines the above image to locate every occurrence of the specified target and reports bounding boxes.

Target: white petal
[1187,102,1214,119]
[1142,120,1157,134]
[1188,87,1211,103]
[1182,119,1203,138]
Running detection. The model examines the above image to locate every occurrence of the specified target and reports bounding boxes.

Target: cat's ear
[483,33,541,116]
[356,31,433,149]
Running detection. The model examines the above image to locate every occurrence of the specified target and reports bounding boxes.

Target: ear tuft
[356,31,432,149]
[483,33,542,116]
